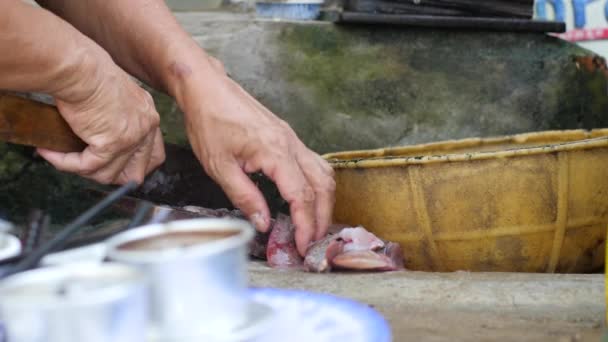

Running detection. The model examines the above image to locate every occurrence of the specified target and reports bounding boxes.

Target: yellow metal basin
[323,129,608,273]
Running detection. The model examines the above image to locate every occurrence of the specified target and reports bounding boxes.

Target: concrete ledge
[249,261,605,340]
[249,261,604,322]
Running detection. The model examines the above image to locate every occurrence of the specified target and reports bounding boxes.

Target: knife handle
[0,93,86,153]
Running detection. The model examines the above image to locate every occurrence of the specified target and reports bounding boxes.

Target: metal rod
[61,200,153,250]
[21,209,49,254]
[126,201,153,229]
[3,181,138,277]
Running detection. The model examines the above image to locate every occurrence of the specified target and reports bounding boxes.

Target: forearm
[0,1,109,101]
[36,0,217,101]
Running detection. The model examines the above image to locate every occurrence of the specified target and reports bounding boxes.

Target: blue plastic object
[249,287,392,342]
[255,2,322,20]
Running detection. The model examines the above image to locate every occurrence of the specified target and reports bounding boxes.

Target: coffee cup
[105,218,255,340]
[0,263,148,342]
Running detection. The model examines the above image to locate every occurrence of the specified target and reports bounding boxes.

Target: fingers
[261,155,316,257]
[37,147,111,176]
[235,80,335,244]
[38,146,129,184]
[296,148,336,241]
[89,151,134,184]
[114,132,155,184]
[178,70,333,257]
[210,158,271,233]
[234,84,334,252]
[37,128,164,185]
[232,84,328,249]
[42,57,165,187]
[244,84,334,247]
[146,128,166,174]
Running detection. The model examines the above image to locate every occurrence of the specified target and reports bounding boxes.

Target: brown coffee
[117,231,238,252]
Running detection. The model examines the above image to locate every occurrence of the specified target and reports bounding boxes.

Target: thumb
[36,148,78,172]
[212,160,271,232]
[36,148,64,164]
[37,147,107,174]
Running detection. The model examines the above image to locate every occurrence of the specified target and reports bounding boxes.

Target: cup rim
[0,219,13,234]
[0,262,145,309]
[0,233,21,261]
[105,218,255,264]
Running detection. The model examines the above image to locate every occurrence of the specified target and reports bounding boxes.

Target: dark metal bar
[126,201,153,229]
[56,201,153,252]
[346,0,534,18]
[336,12,566,33]
[416,0,534,18]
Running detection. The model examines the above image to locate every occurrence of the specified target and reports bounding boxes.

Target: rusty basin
[323,129,608,273]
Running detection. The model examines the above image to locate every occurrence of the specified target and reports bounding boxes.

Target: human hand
[37,51,165,185]
[179,58,335,256]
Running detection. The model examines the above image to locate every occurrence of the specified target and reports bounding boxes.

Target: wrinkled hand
[38,56,165,185]
[182,58,336,256]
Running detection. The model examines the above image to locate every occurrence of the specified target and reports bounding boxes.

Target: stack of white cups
[0,217,274,342]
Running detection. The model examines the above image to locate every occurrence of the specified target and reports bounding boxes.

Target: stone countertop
[248,261,605,341]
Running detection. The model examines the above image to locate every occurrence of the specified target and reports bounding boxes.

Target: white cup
[105,218,255,340]
[0,263,148,342]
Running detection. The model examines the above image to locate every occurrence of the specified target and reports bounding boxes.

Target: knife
[0,93,286,213]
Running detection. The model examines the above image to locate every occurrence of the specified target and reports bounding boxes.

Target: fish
[332,251,394,271]
[182,206,242,219]
[248,229,270,260]
[303,234,344,273]
[265,215,405,273]
[382,242,405,269]
[339,227,385,252]
[266,214,302,268]
[332,242,404,271]
[302,227,405,273]
[178,206,405,273]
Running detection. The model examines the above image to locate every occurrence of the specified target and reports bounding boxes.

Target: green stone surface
[153,13,608,154]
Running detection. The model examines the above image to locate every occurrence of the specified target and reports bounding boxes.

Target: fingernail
[250,212,267,231]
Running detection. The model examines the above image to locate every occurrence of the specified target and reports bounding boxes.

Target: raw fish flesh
[303,235,344,273]
[179,206,405,273]
[266,214,302,268]
[339,227,385,252]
